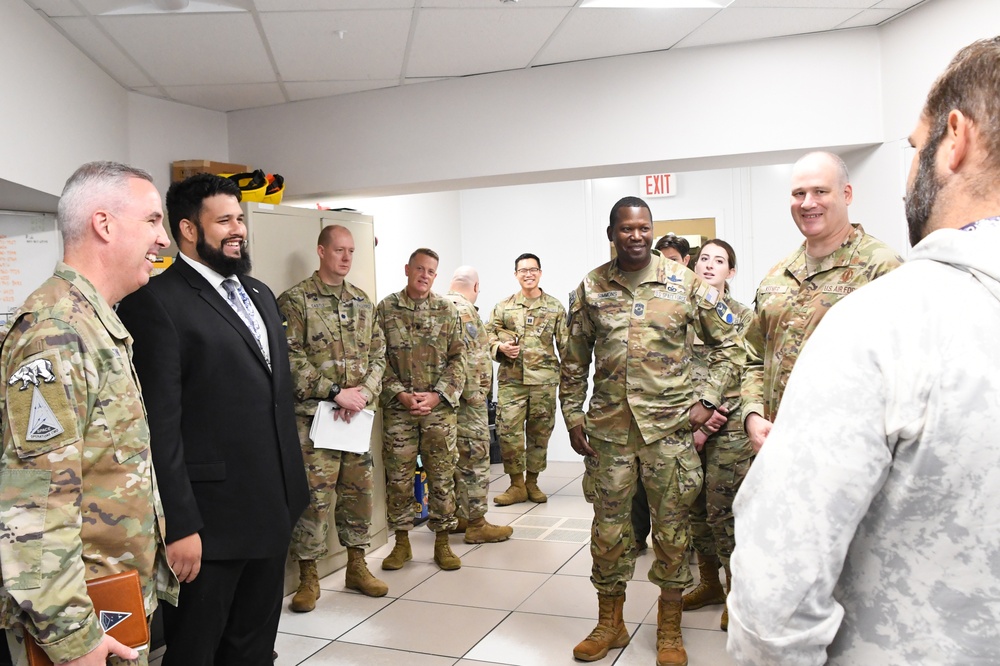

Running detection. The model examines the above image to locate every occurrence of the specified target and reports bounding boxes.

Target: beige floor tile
[338,599,507,658]
[298,640,457,665]
[517,573,658,624]
[552,479,585,496]
[274,632,331,666]
[402,566,549,610]
[521,495,595,519]
[542,461,586,477]
[615,623,734,665]
[319,557,440,598]
[643,600,727,632]
[532,474,578,496]
[464,611,636,666]
[278,589,392,640]
[460,538,583,574]
[454,660,508,666]
[556,544,593,577]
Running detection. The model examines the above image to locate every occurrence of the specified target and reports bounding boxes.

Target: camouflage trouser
[455,399,490,521]
[382,405,458,533]
[290,414,374,560]
[496,382,557,474]
[584,416,702,595]
[6,623,149,665]
[689,429,755,568]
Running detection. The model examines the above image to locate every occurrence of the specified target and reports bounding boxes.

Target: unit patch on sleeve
[5,352,80,454]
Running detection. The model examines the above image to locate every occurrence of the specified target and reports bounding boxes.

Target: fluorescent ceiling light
[581,0,731,7]
[101,0,246,15]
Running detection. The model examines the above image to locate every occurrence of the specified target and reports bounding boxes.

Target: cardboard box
[171,160,252,183]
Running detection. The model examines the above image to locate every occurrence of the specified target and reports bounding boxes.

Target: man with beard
[561,196,743,666]
[117,174,308,666]
[728,36,1000,665]
[741,151,902,453]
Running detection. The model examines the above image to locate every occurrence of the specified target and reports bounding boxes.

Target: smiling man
[729,36,1000,665]
[117,173,308,666]
[0,161,176,666]
[486,253,567,506]
[741,152,902,452]
[561,196,743,666]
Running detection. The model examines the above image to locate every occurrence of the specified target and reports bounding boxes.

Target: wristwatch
[328,384,341,401]
[434,389,447,404]
[699,399,716,410]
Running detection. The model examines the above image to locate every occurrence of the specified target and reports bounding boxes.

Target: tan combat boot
[525,471,548,503]
[464,516,513,543]
[682,554,726,610]
[572,593,630,661]
[720,565,731,631]
[289,560,320,612]
[345,547,389,597]
[656,596,688,666]
[381,530,412,570]
[450,517,468,534]
[434,530,462,570]
[493,473,528,506]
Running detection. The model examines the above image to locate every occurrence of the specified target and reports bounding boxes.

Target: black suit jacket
[117,257,308,561]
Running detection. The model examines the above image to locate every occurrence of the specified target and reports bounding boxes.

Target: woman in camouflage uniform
[683,239,754,632]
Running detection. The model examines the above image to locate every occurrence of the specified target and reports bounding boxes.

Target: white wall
[127,92,230,199]
[230,29,884,199]
[0,1,129,197]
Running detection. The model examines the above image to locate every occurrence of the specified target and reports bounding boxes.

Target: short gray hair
[57,161,154,247]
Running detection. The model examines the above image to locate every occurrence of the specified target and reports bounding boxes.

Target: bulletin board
[0,212,61,326]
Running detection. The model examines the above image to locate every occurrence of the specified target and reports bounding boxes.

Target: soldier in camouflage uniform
[742,151,902,452]
[730,39,1000,663]
[0,162,178,665]
[278,225,388,611]
[376,248,466,571]
[683,239,755,632]
[486,253,567,505]
[445,267,513,544]
[561,197,744,666]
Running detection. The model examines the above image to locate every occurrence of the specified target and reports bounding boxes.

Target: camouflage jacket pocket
[676,447,703,508]
[101,378,150,465]
[0,469,50,590]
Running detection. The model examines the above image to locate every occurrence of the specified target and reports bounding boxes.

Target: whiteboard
[0,212,61,326]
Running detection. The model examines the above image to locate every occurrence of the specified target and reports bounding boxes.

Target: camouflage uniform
[278,272,385,559]
[741,224,902,424]
[688,294,753,569]
[0,264,178,665]
[561,252,744,595]
[445,291,492,522]
[487,291,567,474]
[376,290,465,533]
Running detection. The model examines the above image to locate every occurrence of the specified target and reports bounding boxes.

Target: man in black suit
[117,174,309,666]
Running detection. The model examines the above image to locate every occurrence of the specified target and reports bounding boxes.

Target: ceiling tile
[728,0,874,7]
[423,0,576,6]
[407,7,569,77]
[261,9,412,80]
[161,82,287,111]
[254,0,414,9]
[284,79,397,101]
[836,7,898,27]
[536,8,717,65]
[97,13,276,86]
[675,7,863,48]
[27,0,83,17]
[53,17,153,87]
[872,0,925,8]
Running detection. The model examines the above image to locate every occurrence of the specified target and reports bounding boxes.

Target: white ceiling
[25,0,926,112]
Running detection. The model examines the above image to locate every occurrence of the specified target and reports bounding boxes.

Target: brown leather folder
[24,568,149,666]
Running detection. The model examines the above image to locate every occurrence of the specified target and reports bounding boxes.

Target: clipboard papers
[309,401,375,453]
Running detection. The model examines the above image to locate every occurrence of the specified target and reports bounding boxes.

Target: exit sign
[641,173,677,198]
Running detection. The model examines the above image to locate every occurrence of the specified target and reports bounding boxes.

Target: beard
[196,224,252,276]
[904,124,946,247]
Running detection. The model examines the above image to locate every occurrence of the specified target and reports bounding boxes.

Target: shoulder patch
[715,300,736,326]
[5,351,80,455]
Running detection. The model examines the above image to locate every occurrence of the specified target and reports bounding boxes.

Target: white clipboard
[309,402,374,453]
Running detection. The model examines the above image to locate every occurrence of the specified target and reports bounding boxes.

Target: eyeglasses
[516,268,540,275]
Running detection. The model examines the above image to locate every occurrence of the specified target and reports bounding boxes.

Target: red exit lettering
[641,173,677,198]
